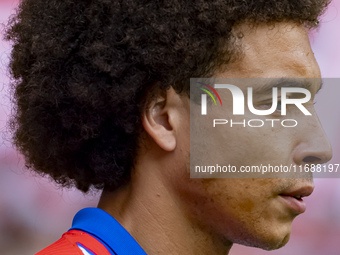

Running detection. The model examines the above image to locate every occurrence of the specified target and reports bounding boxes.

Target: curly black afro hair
[5,0,328,192]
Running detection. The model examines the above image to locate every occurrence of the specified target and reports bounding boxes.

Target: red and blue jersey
[36,208,147,255]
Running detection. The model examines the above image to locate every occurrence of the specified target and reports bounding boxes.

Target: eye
[268,100,282,116]
[260,100,282,114]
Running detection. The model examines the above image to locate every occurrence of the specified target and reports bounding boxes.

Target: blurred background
[0,0,339,254]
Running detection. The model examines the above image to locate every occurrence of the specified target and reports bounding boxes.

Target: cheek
[178,179,265,235]
[208,119,283,156]
[175,178,294,250]
[205,190,291,250]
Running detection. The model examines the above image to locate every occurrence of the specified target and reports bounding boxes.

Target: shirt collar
[70,207,147,255]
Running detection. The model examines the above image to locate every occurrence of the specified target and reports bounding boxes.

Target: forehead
[217,22,321,80]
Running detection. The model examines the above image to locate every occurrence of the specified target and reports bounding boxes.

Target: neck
[97,157,232,255]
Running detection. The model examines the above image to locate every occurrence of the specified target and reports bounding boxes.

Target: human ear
[141,87,181,152]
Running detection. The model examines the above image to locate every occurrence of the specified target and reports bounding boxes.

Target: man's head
[136,21,332,251]
[162,22,332,250]
[6,0,332,252]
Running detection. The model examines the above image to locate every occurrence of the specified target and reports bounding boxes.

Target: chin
[259,233,291,251]
[251,219,295,250]
[232,227,292,251]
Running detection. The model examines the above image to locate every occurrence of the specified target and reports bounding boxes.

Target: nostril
[303,156,321,163]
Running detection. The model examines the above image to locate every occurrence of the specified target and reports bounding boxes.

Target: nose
[293,116,333,166]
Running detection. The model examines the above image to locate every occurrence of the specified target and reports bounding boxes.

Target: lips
[279,185,314,214]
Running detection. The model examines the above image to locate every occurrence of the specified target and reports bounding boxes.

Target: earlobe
[142,89,177,152]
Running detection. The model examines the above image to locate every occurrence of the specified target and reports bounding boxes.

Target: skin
[98,22,333,254]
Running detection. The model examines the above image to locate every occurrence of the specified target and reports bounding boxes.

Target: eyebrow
[252,78,323,95]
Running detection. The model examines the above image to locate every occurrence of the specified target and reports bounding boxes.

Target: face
[171,22,333,250]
